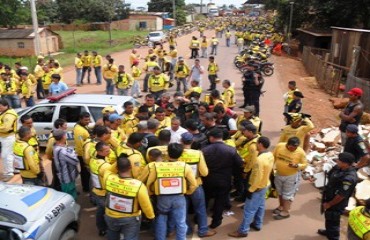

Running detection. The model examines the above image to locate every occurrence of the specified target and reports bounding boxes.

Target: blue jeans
[91,193,107,231]
[226,38,231,47]
[94,66,102,84]
[76,68,82,85]
[24,96,35,107]
[117,88,129,96]
[155,195,187,240]
[131,80,141,97]
[3,95,21,108]
[211,46,218,55]
[176,77,188,92]
[105,215,141,240]
[105,79,114,95]
[238,187,268,234]
[187,186,209,236]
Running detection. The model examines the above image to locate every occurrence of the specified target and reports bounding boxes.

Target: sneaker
[250,223,261,231]
[209,221,222,229]
[317,229,327,236]
[273,213,290,220]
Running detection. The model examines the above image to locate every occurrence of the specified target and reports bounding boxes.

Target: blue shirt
[49,82,68,95]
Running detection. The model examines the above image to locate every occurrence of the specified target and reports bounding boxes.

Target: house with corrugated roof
[0,27,62,57]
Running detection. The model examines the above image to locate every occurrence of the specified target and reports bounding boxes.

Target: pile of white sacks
[302,124,370,211]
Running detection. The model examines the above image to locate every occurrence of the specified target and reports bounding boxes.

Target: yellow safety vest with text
[349,207,370,239]
[13,140,39,171]
[89,158,106,191]
[178,149,201,177]
[154,161,186,195]
[105,174,142,214]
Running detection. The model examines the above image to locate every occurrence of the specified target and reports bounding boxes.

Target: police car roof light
[46,88,77,103]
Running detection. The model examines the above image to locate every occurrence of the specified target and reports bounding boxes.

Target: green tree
[0,0,30,28]
[175,8,187,25]
[37,0,59,24]
[148,0,186,17]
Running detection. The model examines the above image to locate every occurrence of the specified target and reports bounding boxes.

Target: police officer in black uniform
[318,152,358,240]
[344,124,370,168]
[239,63,264,116]
[287,91,304,113]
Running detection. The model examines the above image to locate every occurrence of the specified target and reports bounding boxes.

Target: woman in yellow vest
[103,58,118,95]
[348,199,370,240]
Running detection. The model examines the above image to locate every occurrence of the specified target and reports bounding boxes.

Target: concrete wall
[0,39,35,56]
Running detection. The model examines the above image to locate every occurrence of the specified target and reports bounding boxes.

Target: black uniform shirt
[344,135,369,162]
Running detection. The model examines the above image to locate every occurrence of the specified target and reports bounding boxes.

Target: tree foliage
[264,0,370,30]
[0,0,30,28]
[148,0,187,25]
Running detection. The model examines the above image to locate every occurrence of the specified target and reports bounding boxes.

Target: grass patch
[0,30,148,69]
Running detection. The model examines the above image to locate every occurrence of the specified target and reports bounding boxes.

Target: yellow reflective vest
[154,161,186,195]
[349,206,370,239]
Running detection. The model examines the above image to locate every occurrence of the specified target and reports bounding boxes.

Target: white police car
[0,183,80,240]
[16,89,140,146]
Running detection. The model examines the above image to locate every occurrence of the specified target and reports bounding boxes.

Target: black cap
[346,124,358,133]
[338,152,355,164]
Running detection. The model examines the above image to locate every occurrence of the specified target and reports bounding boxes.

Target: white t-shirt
[190,65,204,82]
[165,126,188,143]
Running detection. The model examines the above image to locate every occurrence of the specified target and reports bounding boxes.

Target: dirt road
[49,30,333,240]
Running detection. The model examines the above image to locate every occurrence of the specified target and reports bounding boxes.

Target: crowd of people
[0,15,369,240]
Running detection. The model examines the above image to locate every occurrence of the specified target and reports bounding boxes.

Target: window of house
[17,42,25,49]
[139,21,147,29]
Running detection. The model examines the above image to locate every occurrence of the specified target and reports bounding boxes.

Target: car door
[23,105,56,144]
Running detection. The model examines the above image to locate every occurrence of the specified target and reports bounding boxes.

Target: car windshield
[0,209,27,225]
[149,33,161,37]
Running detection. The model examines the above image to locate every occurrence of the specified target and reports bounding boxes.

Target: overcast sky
[127,0,245,9]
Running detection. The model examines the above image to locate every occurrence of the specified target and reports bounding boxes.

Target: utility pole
[200,0,203,14]
[287,2,294,54]
[173,0,176,26]
[30,0,41,56]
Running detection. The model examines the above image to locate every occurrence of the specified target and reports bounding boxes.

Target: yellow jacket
[222,87,236,108]
[0,108,18,137]
[184,86,202,98]
[190,40,200,49]
[155,117,171,135]
[92,55,102,67]
[121,113,139,136]
[248,151,274,192]
[0,79,18,95]
[89,155,114,196]
[13,140,40,178]
[111,127,127,144]
[178,149,208,185]
[146,161,198,195]
[239,136,259,173]
[148,73,169,92]
[20,78,34,99]
[131,66,142,80]
[115,72,133,89]
[279,118,314,149]
[34,64,45,78]
[103,172,155,219]
[73,123,90,157]
[75,57,83,69]
[174,63,190,78]
[41,71,53,90]
[273,142,307,176]
[103,64,118,79]
[143,61,159,74]
[208,62,219,75]
[81,55,92,67]
[116,144,146,179]
[145,145,169,163]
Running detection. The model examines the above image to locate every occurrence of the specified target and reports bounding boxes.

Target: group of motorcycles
[234,40,275,76]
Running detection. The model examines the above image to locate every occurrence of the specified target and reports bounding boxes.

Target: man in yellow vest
[73,111,91,192]
[103,58,118,95]
[222,79,236,109]
[0,71,21,108]
[210,37,219,56]
[115,65,133,96]
[19,72,35,106]
[142,55,159,93]
[121,101,139,136]
[153,107,171,135]
[81,50,92,84]
[177,132,216,237]
[146,143,198,240]
[92,51,103,85]
[189,36,200,59]
[229,136,275,238]
[148,66,169,100]
[0,99,18,181]
[207,56,219,91]
[102,153,155,239]
[348,198,370,240]
[13,126,42,185]
[34,58,45,99]
[89,141,114,237]
[108,113,126,144]
[225,30,232,47]
[174,57,190,92]
[75,52,83,86]
[235,123,260,202]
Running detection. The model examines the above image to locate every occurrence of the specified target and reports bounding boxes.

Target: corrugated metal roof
[0,28,35,39]
[331,26,370,33]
